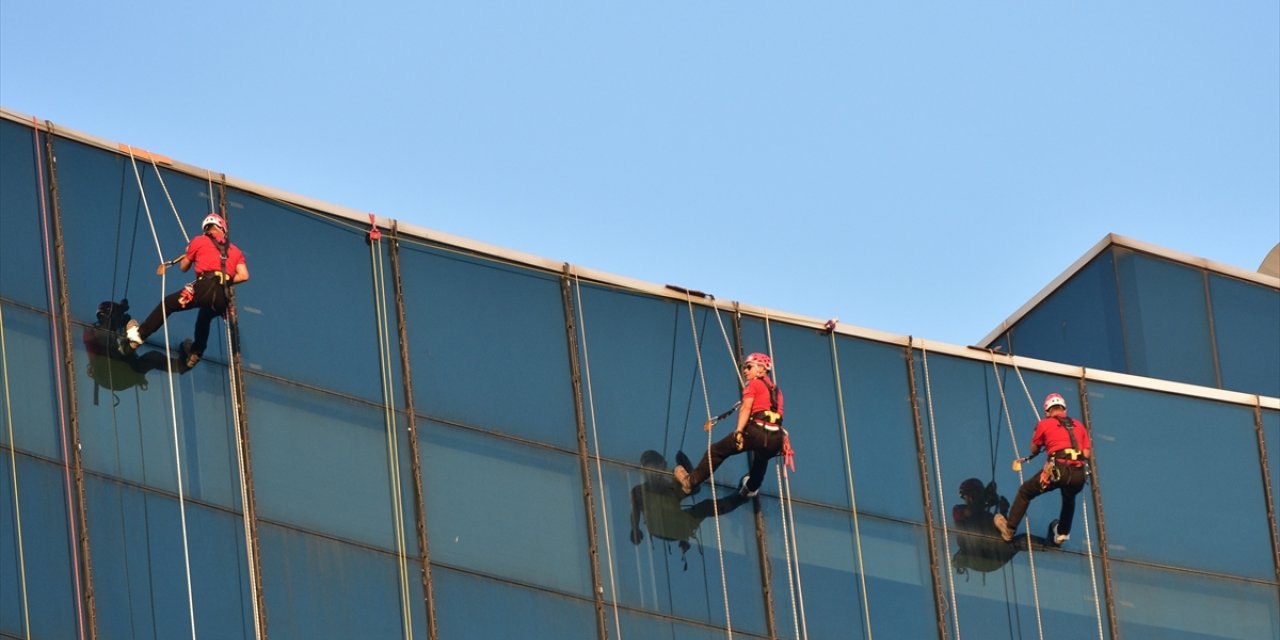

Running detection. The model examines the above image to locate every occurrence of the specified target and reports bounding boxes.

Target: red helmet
[1043,393,1067,413]
[744,352,772,371]
[202,213,226,231]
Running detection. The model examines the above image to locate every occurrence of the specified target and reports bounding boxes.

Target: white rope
[127,147,197,639]
[987,354,1045,640]
[147,155,189,244]
[0,303,32,637]
[369,236,414,640]
[764,316,807,640]
[686,295,733,638]
[222,318,263,639]
[919,346,960,640]
[1006,358,1105,640]
[829,331,873,639]
[570,272,624,640]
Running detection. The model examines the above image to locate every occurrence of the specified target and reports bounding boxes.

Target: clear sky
[3,1,1277,346]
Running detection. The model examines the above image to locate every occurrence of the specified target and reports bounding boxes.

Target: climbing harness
[367,215,415,640]
[828,328,874,639]
[569,269,625,640]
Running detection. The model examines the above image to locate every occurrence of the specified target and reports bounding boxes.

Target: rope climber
[673,352,789,498]
[994,393,1093,545]
[123,213,249,371]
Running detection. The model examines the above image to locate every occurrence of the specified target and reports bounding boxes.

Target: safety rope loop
[985,351,1045,640]
[685,294,733,638]
[570,271,625,640]
[920,346,961,640]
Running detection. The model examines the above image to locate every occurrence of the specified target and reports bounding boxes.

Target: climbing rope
[0,303,32,637]
[1006,358,1105,640]
[685,294,734,638]
[570,272,625,640]
[36,120,88,640]
[828,330,873,639]
[919,346,961,640]
[986,352,1045,640]
[222,313,263,640]
[127,147,198,639]
[367,221,414,640]
[763,315,807,640]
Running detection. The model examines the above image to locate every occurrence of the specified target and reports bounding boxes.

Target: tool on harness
[155,254,184,276]
[703,401,742,432]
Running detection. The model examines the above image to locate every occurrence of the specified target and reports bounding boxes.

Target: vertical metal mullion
[220,179,270,638]
[387,224,438,640]
[560,266,609,639]
[1077,377,1119,640]
[904,341,947,640]
[1251,400,1280,595]
[44,124,99,640]
[1201,271,1224,389]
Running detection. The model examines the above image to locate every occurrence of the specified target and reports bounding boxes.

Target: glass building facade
[2,109,1278,639]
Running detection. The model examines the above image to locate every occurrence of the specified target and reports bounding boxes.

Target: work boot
[993,513,1014,542]
[1052,521,1069,546]
[185,351,201,371]
[673,465,693,495]
[738,474,759,498]
[124,320,143,349]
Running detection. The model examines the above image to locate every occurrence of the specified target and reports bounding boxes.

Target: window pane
[0,304,62,460]
[1266,409,1279,526]
[400,242,576,447]
[1088,383,1272,578]
[260,522,427,640]
[227,192,388,401]
[433,567,598,639]
[0,119,49,310]
[838,337,923,521]
[1112,562,1279,639]
[616,608,769,639]
[1007,251,1126,373]
[570,283,738,462]
[423,421,592,596]
[1209,274,1280,397]
[1115,249,1216,387]
[247,376,414,552]
[86,477,255,640]
[0,455,79,639]
[594,457,763,631]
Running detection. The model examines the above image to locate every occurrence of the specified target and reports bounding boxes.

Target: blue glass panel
[1088,383,1271,578]
[837,336,922,521]
[0,455,80,639]
[1005,251,1126,372]
[399,242,576,447]
[1111,562,1279,639]
[1209,274,1280,397]
[260,522,427,640]
[224,191,390,401]
[86,477,254,639]
[423,421,592,596]
[1266,409,1279,526]
[1114,249,1216,386]
[77,338,242,509]
[594,457,763,632]
[0,119,49,310]
[616,608,769,639]
[570,283,739,463]
[434,567,598,638]
[247,376,416,553]
[763,508,937,640]
[0,304,62,459]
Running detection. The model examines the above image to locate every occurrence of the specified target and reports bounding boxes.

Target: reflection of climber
[951,477,1018,574]
[630,450,748,567]
[83,300,184,405]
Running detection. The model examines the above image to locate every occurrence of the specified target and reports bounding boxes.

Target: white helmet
[202,213,226,231]
[1043,393,1067,413]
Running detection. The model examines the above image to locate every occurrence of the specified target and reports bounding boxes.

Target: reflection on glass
[1112,561,1277,639]
[1006,251,1126,372]
[1209,274,1280,396]
[433,566,598,638]
[1115,249,1216,387]
[0,455,79,639]
[0,119,48,310]
[0,304,62,460]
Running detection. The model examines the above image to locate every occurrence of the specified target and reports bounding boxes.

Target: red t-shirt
[1031,416,1091,456]
[186,234,246,276]
[743,377,783,419]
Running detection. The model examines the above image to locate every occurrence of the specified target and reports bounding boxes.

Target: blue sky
[2,1,1277,346]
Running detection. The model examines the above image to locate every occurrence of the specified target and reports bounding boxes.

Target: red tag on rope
[367,213,382,241]
[782,433,796,472]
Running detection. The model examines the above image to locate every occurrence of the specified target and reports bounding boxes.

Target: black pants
[1006,462,1088,535]
[688,422,785,492]
[138,277,228,356]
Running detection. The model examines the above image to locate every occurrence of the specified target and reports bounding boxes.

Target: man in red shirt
[994,393,1092,545]
[674,352,785,497]
[125,213,249,371]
